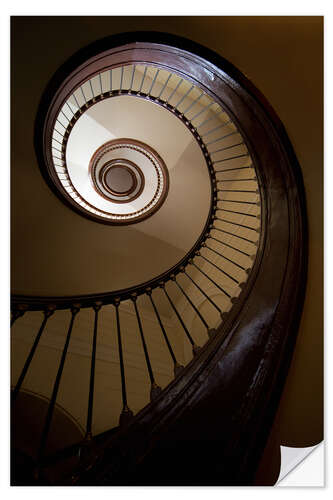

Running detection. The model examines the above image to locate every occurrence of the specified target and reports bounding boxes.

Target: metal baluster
[182,266,223,316]
[147,68,160,95]
[54,168,66,176]
[146,288,184,377]
[218,198,259,206]
[197,251,239,284]
[131,293,162,401]
[98,72,103,95]
[190,258,231,298]
[157,72,172,99]
[182,91,204,115]
[109,69,113,92]
[36,304,80,472]
[206,130,238,146]
[129,65,136,92]
[213,153,249,164]
[166,78,184,103]
[202,121,232,138]
[53,131,64,141]
[52,136,63,147]
[190,101,214,121]
[65,100,75,116]
[58,174,69,183]
[138,66,147,93]
[85,302,102,440]
[53,157,64,166]
[72,92,81,111]
[215,165,254,174]
[11,304,28,327]
[217,178,255,183]
[217,207,259,218]
[171,274,215,338]
[56,118,67,130]
[12,305,56,402]
[80,86,87,105]
[212,224,259,244]
[219,189,259,195]
[119,66,124,91]
[114,299,133,427]
[52,145,64,158]
[55,122,66,137]
[208,234,252,257]
[60,109,71,123]
[52,152,63,161]
[174,84,194,109]
[203,242,247,270]
[89,79,95,99]
[210,141,244,154]
[196,109,223,129]
[214,216,259,232]
[160,283,200,356]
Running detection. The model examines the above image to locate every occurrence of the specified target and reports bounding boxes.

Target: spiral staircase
[10,32,307,485]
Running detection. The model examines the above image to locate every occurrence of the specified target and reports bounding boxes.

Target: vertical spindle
[160,283,200,356]
[131,293,162,401]
[146,288,184,377]
[12,305,56,402]
[182,266,223,317]
[36,303,80,472]
[197,251,239,283]
[171,274,211,332]
[85,302,102,440]
[114,298,133,427]
[190,259,231,298]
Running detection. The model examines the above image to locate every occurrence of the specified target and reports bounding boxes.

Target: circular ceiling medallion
[102,163,138,197]
[69,132,169,224]
[100,163,138,196]
[85,138,168,221]
[89,139,168,212]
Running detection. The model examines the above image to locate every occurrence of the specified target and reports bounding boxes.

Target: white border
[3,4,330,497]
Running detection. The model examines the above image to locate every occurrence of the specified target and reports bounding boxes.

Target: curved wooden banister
[11,33,307,485]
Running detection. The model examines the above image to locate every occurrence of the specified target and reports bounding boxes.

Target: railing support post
[160,282,200,357]
[146,288,184,377]
[131,293,162,401]
[35,303,80,477]
[12,304,56,402]
[114,298,134,427]
[85,301,102,440]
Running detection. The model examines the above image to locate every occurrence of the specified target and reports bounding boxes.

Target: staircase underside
[11,32,308,485]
